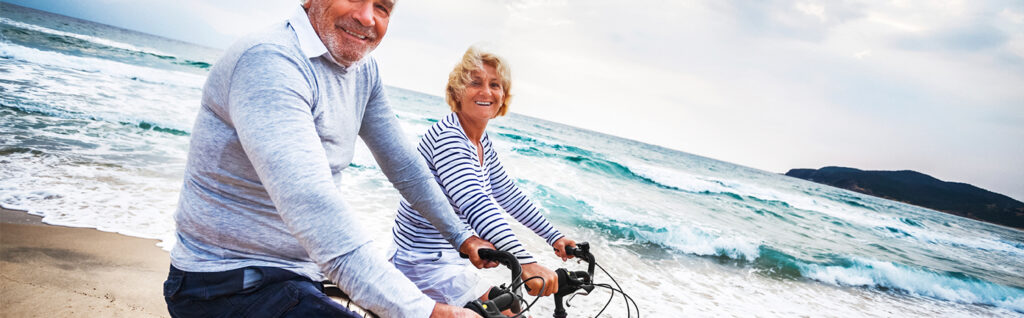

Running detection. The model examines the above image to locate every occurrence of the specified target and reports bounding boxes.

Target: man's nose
[353,2,375,27]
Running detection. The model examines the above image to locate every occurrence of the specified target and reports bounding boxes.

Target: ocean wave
[581,209,1024,312]
[598,219,764,261]
[621,160,882,220]
[500,132,597,159]
[1,17,171,58]
[506,136,1024,295]
[799,257,1024,312]
[528,179,1024,313]
[1,104,189,137]
[525,181,763,261]
[570,206,776,270]
[896,225,1024,257]
[508,142,671,190]
[0,149,180,245]
[723,243,1024,313]
[1,42,202,134]
[620,160,1024,258]
[132,120,189,136]
[0,41,205,88]
[619,160,804,209]
[1,17,210,71]
[621,161,733,193]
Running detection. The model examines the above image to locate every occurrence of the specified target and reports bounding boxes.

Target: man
[163,0,494,317]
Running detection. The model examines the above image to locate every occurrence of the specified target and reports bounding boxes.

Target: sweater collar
[288,6,357,69]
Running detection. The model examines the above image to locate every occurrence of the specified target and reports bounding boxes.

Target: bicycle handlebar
[461,249,524,315]
[461,242,633,318]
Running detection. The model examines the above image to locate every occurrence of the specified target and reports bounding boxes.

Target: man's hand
[431,303,481,318]
[459,236,498,269]
[521,263,558,297]
[552,237,577,261]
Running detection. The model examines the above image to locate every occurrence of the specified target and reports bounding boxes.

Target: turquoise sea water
[2,4,1022,317]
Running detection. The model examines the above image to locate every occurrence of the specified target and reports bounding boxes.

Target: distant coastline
[785,167,1024,230]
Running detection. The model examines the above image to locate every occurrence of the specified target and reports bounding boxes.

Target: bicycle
[462,242,640,318]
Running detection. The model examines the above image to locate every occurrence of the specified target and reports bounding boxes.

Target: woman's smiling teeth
[474,101,492,106]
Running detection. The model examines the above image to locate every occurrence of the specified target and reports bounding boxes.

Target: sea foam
[1,17,171,57]
[0,41,204,88]
[1,42,202,132]
[800,257,1024,312]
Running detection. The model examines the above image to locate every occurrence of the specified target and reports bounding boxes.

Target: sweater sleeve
[425,129,537,264]
[227,46,434,318]
[483,137,564,245]
[357,60,474,252]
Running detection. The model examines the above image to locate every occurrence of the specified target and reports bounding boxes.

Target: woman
[390,46,576,308]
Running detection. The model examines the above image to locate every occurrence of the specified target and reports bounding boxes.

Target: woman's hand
[459,236,499,269]
[552,237,577,261]
[521,263,558,296]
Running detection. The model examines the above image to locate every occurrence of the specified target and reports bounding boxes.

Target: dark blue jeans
[163,265,360,318]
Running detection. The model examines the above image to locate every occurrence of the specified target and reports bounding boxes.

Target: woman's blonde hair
[446,46,512,117]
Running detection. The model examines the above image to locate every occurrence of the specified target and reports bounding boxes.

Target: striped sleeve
[425,129,537,264]
[482,135,564,246]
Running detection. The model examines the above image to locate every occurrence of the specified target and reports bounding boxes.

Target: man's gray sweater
[169,7,472,317]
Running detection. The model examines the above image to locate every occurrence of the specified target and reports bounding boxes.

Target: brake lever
[570,287,592,298]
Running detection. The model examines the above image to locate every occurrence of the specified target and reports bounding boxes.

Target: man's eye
[375,5,390,17]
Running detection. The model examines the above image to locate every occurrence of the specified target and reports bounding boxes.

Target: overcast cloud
[6,0,1023,200]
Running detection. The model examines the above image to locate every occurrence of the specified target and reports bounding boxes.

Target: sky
[5,0,1023,201]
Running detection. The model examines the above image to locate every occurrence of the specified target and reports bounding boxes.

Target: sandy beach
[1,207,169,317]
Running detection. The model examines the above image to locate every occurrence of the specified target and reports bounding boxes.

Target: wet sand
[0,207,169,317]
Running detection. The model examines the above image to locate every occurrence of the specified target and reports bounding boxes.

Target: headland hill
[785,166,1024,230]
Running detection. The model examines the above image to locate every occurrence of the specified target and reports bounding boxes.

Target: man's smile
[340,26,370,41]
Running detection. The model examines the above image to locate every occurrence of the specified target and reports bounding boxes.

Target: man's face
[305,0,394,67]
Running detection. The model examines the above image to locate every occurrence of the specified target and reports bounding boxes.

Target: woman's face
[457,64,504,122]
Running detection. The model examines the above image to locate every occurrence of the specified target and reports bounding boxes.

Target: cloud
[1001,8,1024,24]
[712,0,867,42]
[177,0,294,39]
[893,23,1009,51]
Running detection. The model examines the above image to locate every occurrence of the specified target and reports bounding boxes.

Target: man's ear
[302,0,312,10]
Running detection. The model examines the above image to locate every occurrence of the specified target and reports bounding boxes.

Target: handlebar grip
[459,249,514,262]
[555,268,592,296]
[461,249,519,268]
[460,249,522,277]
[489,292,516,313]
[477,249,516,266]
[464,300,505,318]
[563,246,577,256]
[564,242,590,258]
[555,268,572,296]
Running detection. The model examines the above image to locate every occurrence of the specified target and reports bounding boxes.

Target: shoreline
[1,207,170,317]
[0,206,45,225]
